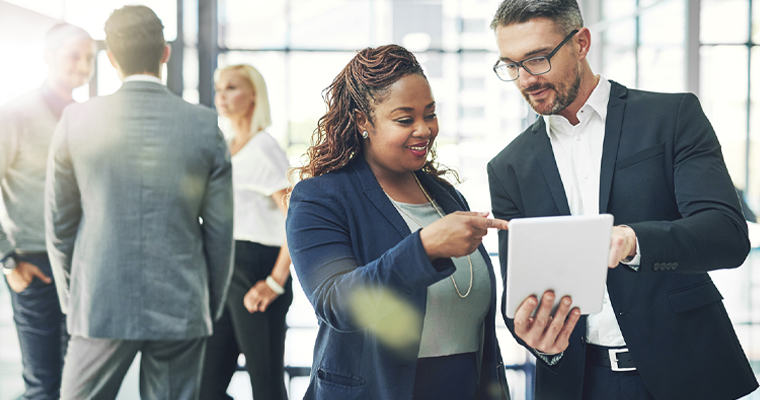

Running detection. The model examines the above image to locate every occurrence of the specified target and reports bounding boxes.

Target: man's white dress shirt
[544,75,639,347]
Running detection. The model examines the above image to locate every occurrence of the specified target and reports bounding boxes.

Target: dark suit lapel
[352,158,412,238]
[530,118,571,216]
[598,81,627,214]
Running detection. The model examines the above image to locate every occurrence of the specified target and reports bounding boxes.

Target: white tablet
[504,214,613,319]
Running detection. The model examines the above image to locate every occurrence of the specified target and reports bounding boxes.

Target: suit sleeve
[286,179,455,333]
[628,93,750,273]
[200,128,234,321]
[44,110,81,314]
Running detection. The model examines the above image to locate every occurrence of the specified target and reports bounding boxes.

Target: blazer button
[672,262,678,270]
[666,262,673,270]
[654,262,660,271]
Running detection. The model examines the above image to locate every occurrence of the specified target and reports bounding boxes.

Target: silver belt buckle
[608,348,636,372]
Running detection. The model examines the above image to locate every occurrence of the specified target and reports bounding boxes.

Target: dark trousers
[413,352,479,400]
[582,358,656,400]
[6,253,68,400]
[200,241,293,400]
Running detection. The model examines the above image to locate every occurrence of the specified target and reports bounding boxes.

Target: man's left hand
[608,225,637,268]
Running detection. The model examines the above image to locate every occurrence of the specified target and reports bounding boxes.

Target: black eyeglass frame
[493,29,580,82]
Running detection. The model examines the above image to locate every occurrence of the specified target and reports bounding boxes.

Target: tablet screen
[504,214,613,319]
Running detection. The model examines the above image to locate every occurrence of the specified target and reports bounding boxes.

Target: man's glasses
[493,30,579,82]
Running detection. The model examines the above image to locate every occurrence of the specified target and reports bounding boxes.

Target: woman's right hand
[419,211,509,260]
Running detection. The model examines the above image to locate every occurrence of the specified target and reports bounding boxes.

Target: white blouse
[230,130,290,247]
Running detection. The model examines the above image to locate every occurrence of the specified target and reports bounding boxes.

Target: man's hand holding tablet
[514,291,581,355]
[510,217,640,355]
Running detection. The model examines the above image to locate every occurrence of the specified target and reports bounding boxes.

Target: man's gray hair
[490,0,584,35]
[45,23,92,54]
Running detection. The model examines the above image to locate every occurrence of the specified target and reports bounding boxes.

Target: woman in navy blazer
[286,45,511,400]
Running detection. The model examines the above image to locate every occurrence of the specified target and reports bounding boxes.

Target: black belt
[586,344,636,371]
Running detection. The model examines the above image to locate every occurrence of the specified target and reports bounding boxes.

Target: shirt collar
[544,75,611,137]
[123,74,163,85]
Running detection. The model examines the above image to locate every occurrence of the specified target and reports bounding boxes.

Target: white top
[389,199,491,358]
[231,130,290,247]
[544,75,638,347]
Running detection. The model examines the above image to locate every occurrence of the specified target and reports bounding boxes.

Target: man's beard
[521,69,582,116]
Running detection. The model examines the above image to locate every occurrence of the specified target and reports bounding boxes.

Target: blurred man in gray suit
[44,5,234,399]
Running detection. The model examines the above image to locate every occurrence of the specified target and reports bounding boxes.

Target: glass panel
[287,51,356,152]
[290,0,372,50]
[700,45,748,189]
[602,0,637,20]
[96,49,122,96]
[183,0,199,46]
[754,0,760,44]
[749,47,760,210]
[219,0,288,49]
[430,52,461,140]
[713,266,752,323]
[392,1,443,51]
[640,0,685,46]
[637,44,685,92]
[701,0,749,45]
[752,251,760,321]
[447,0,498,51]
[598,17,636,88]
[638,1,685,91]
[183,47,200,104]
[63,0,178,41]
[601,48,636,89]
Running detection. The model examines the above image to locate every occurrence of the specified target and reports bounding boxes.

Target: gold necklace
[385,174,474,298]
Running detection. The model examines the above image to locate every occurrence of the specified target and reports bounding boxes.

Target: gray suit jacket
[45,81,234,341]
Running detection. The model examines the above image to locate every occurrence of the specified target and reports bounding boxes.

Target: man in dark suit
[45,5,233,399]
[486,1,758,399]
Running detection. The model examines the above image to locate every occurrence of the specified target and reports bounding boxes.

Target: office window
[219,0,288,49]
[290,1,374,50]
[638,0,685,92]
[701,45,749,190]
[701,0,749,44]
[600,18,637,88]
[751,48,760,207]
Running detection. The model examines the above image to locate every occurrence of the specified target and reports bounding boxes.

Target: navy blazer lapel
[599,81,627,214]
[530,118,571,215]
[351,158,412,238]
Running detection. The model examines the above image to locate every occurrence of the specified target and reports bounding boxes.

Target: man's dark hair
[45,23,92,54]
[490,0,584,35]
[104,5,166,76]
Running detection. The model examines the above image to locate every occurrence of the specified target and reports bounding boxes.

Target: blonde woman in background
[200,64,292,400]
